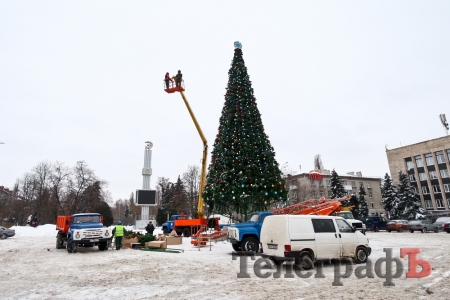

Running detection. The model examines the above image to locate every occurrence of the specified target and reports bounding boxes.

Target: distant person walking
[27,214,32,226]
[145,221,155,235]
[112,221,126,250]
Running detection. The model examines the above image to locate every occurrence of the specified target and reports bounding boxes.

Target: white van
[260,215,371,270]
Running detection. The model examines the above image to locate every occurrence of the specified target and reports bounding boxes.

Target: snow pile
[11,224,56,237]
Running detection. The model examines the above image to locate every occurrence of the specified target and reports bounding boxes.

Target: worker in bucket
[112,221,125,250]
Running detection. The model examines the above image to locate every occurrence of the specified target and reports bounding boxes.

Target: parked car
[443,221,450,233]
[407,220,438,233]
[0,226,15,239]
[360,216,388,232]
[433,217,450,231]
[386,220,409,232]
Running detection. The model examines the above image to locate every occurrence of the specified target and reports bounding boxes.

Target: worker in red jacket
[164,72,173,89]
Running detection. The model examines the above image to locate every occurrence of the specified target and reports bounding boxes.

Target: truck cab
[227,212,273,252]
[335,211,366,234]
[161,215,181,234]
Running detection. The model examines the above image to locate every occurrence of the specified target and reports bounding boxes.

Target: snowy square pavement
[1,224,450,299]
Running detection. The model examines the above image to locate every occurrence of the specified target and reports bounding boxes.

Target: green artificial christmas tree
[202,42,287,221]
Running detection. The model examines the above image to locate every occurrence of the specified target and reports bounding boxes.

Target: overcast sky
[1,1,450,201]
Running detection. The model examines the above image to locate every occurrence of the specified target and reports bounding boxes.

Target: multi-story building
[386,135,450,215]
[284,171,384,216]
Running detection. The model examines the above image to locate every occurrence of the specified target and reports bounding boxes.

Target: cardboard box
[165,236,182,245]
[145,241,167,249]
[121,237,139,249]
[166,236,183,245]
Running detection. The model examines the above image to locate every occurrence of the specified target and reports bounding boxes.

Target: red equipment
[272,196,351,216]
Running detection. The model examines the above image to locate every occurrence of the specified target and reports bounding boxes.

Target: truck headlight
[105,230,109,237]
[75,232,80,239]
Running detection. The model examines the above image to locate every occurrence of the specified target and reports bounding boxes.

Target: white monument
[135,141,157,229]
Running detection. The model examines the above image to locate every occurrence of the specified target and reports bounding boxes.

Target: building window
[318,179,323,186]
[447,149,450,161]
[328,190,332,197]
[326,180,331,187]
[367,182,371,189]
[436,151,445,164]
[320,192,324,197]
[310,179,316,185]
[425,200,433,209]
[440,169,449,178]
[432,185,441,194]
[412,186,418,194]
[415,156,424,167]
[351,181,356,187]
[406,161,414,170]
[447,198,450,208]
[359,182,363,187]
[422,186,429,194]
[368,191,373,198]
[436,199,444,208]
[409,174,416,182]
[444,184,450,193]
[293,192,298,199]
[419,173,427,181]
[429,171,438,180]
[370,202,374,208]
[425,153,434,166]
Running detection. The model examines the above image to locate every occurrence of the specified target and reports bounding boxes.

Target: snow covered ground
[1,225,450,299]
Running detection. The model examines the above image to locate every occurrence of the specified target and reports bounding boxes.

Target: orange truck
[56,213,112,253]
[161,213,220,237]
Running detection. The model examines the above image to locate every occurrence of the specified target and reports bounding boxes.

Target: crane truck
[163,78,220,239]
[227,196,354,253]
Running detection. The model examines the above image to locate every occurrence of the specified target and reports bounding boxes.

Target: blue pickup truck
[226,211,273,252]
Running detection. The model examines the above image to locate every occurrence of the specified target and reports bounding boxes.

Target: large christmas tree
[202,42,287,221]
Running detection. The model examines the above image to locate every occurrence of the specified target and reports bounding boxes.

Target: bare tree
[314,154,324,170]
[49,161,71,213]
[182,165,199,218]
[66,161,99,214]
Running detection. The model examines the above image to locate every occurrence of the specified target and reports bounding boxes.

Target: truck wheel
[296,252,314,270]
[354,247,368,263]
[374,227,379,232]
[434,228,439,233]
[422,228,427,233]
[232,243,242,251]
[67,241,77,253]
[176,229,183,236]
[163,227,169,234]
[242,237,259,253]
[56,234,64,249]
[98,242,108,251]
[0,233,6,240]
[182,228,191,237]
[410,229,414,233]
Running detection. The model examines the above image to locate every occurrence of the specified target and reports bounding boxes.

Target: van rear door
[311,218,341,259]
